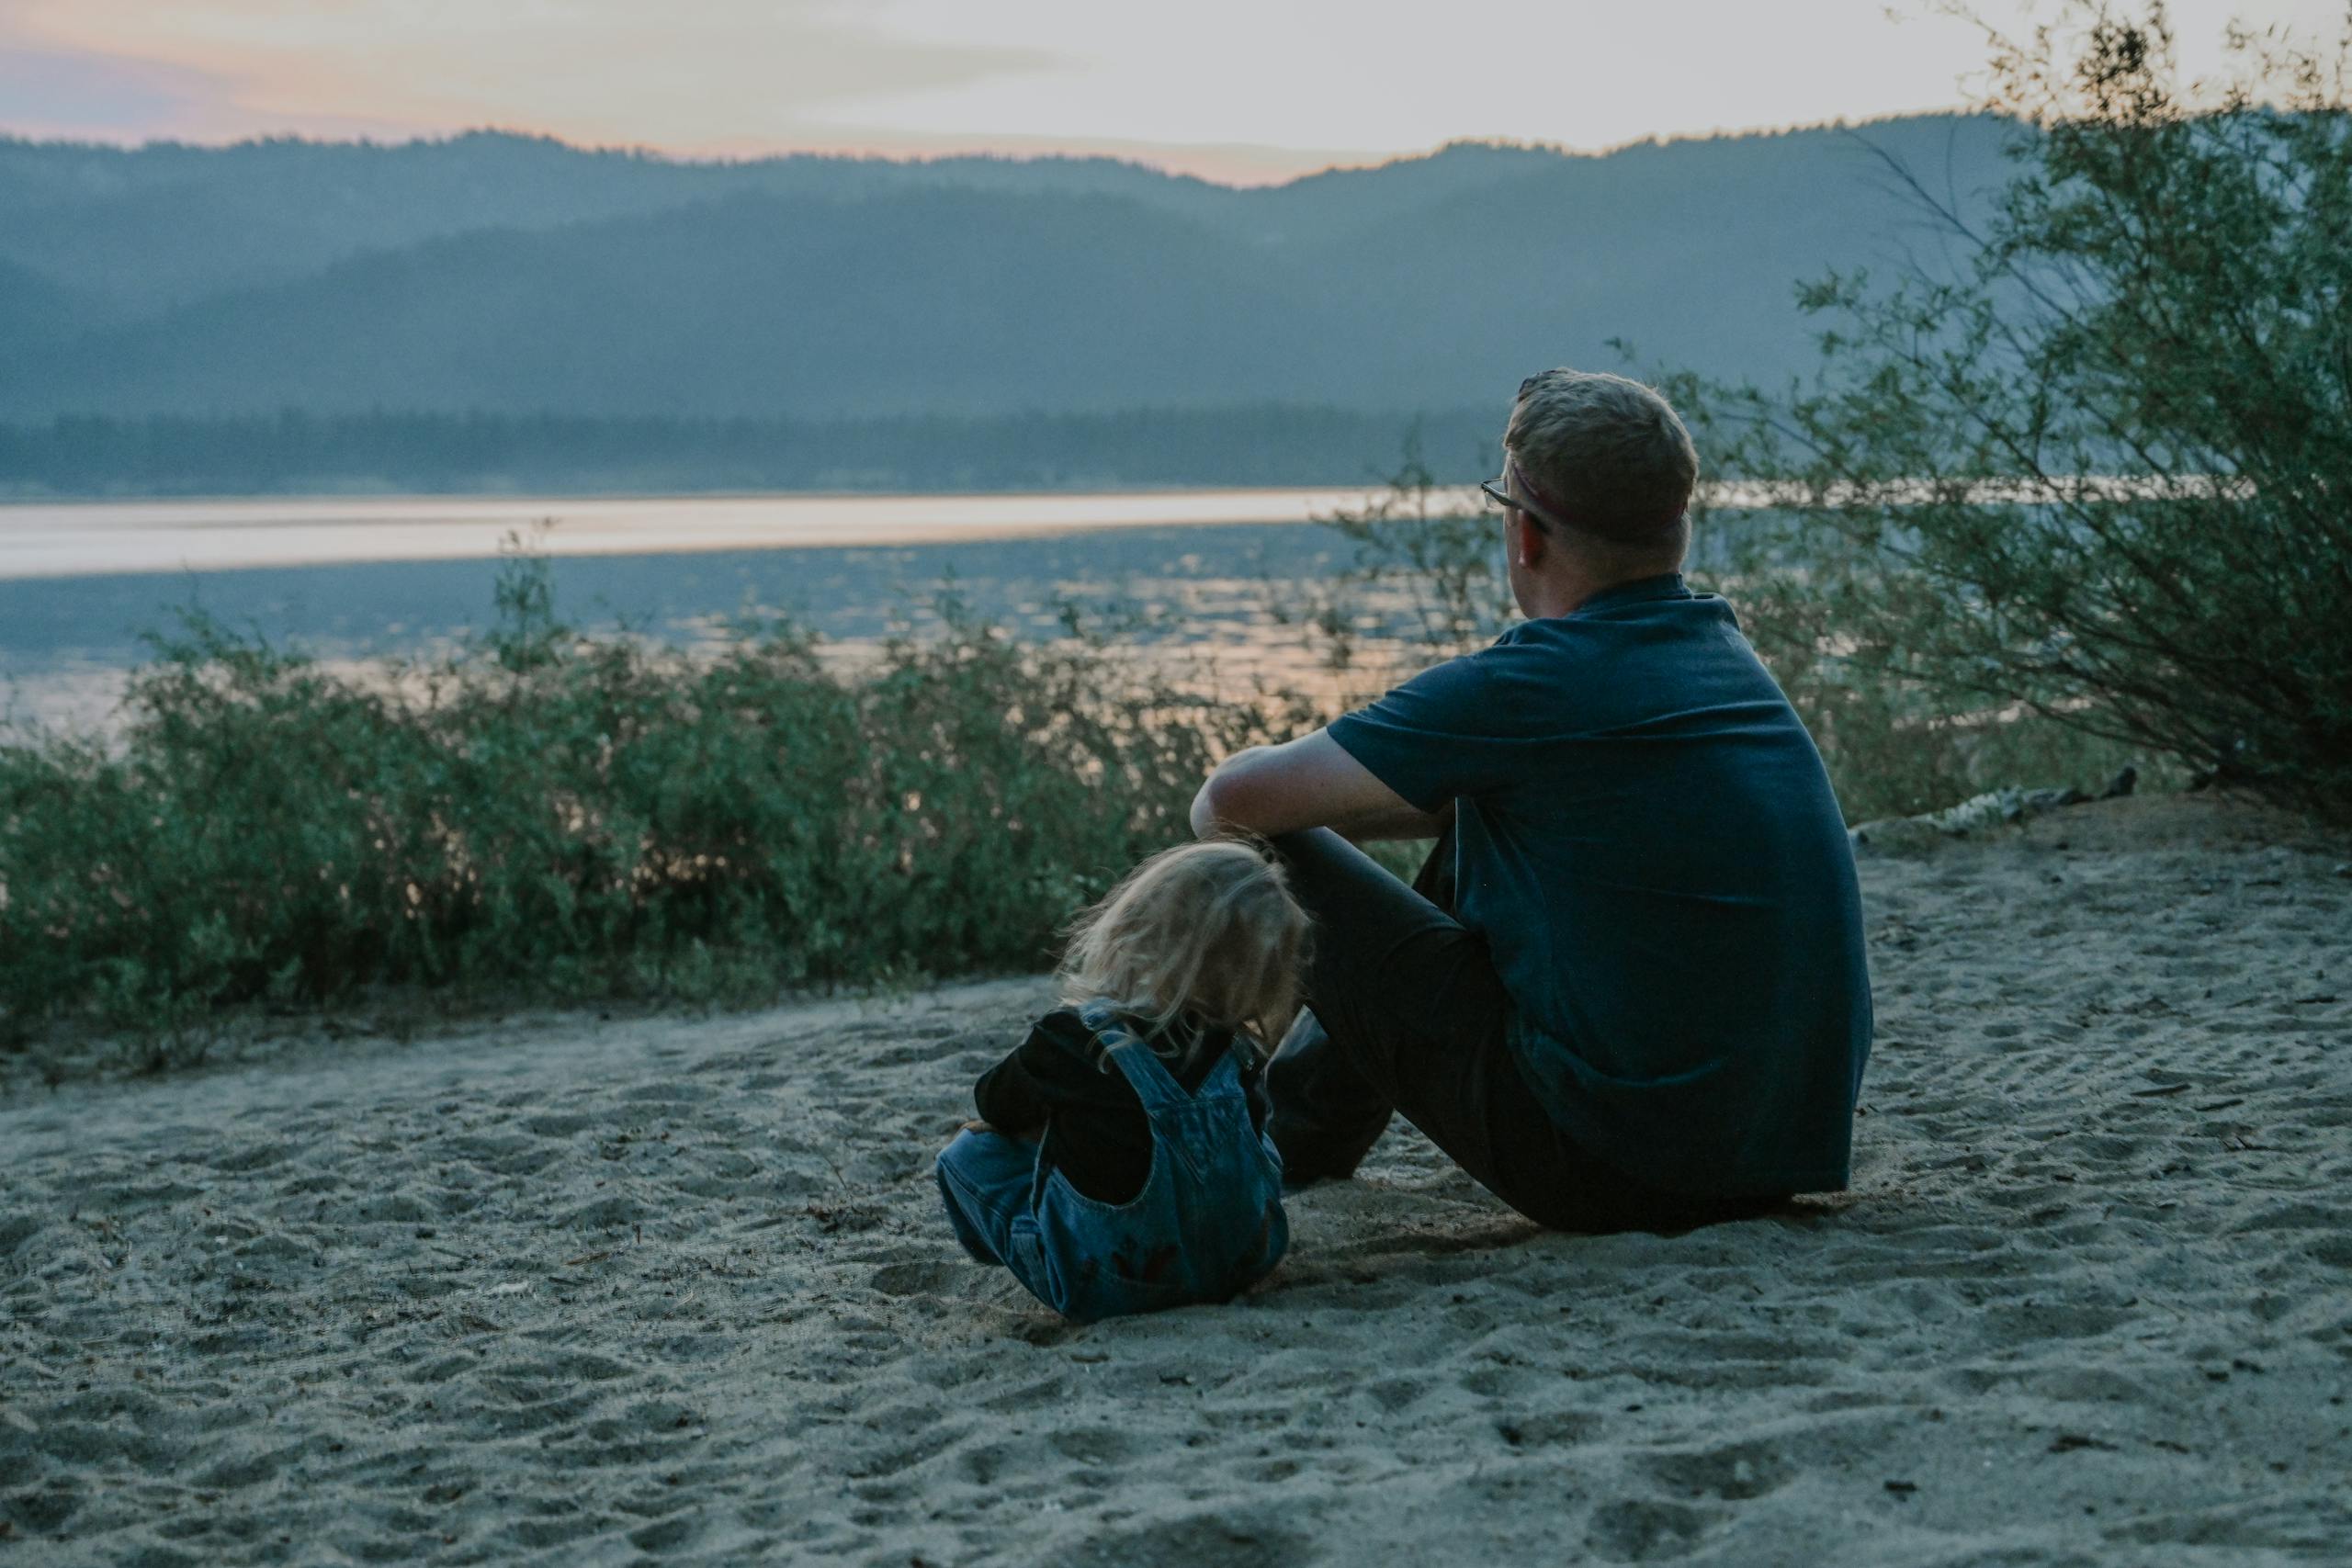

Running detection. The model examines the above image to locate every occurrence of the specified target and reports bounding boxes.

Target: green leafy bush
[1681,6,2352,819]
[0,554,1306,1055]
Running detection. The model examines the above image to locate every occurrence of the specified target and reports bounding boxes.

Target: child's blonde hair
[1057,837,1310,1047]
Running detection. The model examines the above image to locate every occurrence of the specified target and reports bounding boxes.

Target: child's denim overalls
[934,1002,1289,1322]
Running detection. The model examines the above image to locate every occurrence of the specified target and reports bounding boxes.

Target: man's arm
[1189,730,1453,842]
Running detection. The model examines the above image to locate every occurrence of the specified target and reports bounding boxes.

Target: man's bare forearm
[1189,731,1429,841]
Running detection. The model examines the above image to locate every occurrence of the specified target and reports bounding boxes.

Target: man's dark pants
[1265,827,1781,1234]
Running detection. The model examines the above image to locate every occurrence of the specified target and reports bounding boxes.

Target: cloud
[0,0,1068,146]
[0,43,219,141]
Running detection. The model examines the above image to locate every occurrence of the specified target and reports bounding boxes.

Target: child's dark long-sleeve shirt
[973,1008,1269,1205]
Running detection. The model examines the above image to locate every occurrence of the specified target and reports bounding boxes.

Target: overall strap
[1078,1000,1192,1112]
[1101,1040,1193,1113]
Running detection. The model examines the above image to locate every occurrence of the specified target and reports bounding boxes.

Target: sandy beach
[4,792,2348,1565]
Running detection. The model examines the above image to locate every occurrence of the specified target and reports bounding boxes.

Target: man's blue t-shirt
[1325,573,1871,1197]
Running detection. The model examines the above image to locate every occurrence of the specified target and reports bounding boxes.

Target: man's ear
[1516,513,1548,570]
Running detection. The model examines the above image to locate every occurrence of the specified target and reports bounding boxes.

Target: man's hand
[1190,729,1445,841]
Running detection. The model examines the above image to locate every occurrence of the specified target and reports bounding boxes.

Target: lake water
[0,488,1441,732]
[0,488,1404,579]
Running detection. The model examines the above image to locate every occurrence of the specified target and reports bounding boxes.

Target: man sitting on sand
[1190,368,1872,1232]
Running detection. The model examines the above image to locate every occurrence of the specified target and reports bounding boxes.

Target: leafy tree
[1273,427,1508,694]
[1682,3,2352,818]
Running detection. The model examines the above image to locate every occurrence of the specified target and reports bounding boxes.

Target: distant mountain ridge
[0,118,2021,425]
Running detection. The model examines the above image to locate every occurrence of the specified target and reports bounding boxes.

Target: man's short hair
[1505,370,1699,545]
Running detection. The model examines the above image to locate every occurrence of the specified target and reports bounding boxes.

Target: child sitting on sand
[934,838,1308,1321]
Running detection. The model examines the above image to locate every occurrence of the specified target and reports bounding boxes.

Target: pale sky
[0,0,2339,183]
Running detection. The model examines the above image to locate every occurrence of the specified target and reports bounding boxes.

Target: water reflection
[0,488,1392,579]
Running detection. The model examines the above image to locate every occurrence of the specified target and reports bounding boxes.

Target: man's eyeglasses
[1479,460,1571,535]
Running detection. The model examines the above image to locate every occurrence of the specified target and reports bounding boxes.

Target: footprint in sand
[1048,1426,1140,1466]
[1584,1497,1725,1562]
[1639,1438,1797,1502]
[622,1081,719,1106]
[1498,1409,1603,1449]
[1052,1509,1314,1568]
[869,1259,960,1298]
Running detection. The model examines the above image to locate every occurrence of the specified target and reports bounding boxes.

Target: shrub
[1679,5,2352,819]
[0,553,1307,1052]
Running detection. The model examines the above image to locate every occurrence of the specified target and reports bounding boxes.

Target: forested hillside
[0,117,2016,487]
